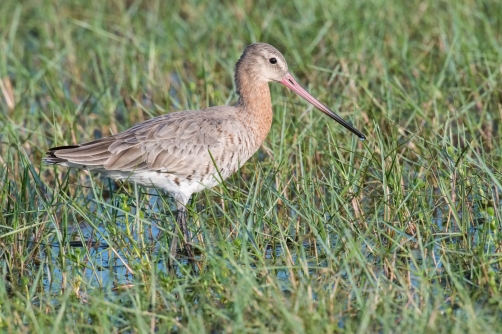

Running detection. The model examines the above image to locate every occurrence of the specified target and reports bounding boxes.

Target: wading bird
[45,43,365,263]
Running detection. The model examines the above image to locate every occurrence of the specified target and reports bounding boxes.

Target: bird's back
[45,106,260,193]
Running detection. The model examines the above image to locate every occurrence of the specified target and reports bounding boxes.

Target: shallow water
[36,176,500,299]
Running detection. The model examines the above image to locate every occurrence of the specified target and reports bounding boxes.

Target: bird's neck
[235,75,273,146]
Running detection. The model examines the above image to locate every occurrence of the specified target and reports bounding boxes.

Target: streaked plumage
[45,43,365,263]
[46,108,256,201]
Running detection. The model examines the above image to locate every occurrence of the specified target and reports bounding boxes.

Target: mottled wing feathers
[45,107,245,176]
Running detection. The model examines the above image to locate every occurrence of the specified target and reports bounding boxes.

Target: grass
[1,0,502,332]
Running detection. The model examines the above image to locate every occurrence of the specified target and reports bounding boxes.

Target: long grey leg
[176,206,195,261]
[170,194,197,266]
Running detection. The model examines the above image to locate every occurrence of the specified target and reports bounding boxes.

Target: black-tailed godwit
[45,43,365,263]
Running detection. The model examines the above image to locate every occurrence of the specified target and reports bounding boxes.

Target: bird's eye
[269,58,277,64]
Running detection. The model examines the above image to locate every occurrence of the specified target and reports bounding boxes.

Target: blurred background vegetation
[1,0,502,332]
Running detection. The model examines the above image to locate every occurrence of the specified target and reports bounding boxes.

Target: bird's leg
[169,194,202,272]
[176,207,195,261]
[168,198,185,269]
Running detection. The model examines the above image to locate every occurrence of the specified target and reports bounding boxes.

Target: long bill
[280,73,366,140]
